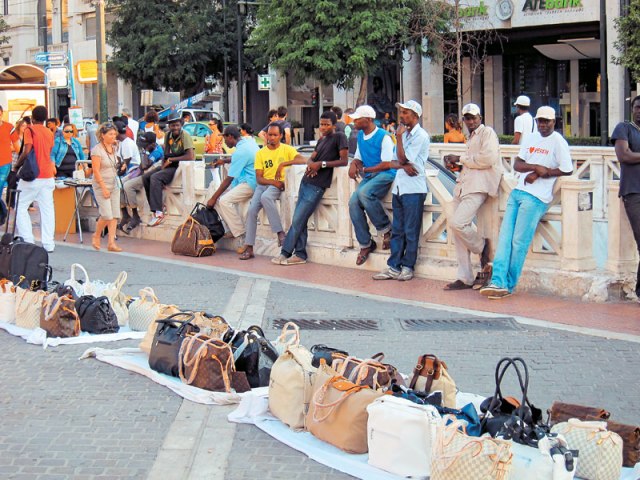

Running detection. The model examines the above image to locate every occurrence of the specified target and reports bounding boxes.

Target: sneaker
[147,214,165,227]
[479,284,509,297]
[372,267,401,280]
[397,266,414,281]
[488,291,512,300]
[271,254,288,265]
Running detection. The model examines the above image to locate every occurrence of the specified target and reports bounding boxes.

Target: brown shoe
[480,238,491,269]
[444,279,473,291]
[107,244,123,253]
[356,241,377,266]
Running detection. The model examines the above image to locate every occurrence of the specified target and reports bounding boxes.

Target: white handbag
[64,263,108,297]
[14,287,47,329]
[0,278,17,324]
[508,435,577,480]
[367,395,441,478]
[103,271,129,326]
[128,287,162,332]
[551,420,623,480]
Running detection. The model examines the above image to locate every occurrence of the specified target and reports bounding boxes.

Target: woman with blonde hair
[91,123,123,252]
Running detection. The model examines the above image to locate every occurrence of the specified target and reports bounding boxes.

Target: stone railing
[92,144,636,301]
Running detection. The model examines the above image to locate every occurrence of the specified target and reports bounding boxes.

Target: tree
[613,0,640,84]
[107,0,236,95]
[0,16,10,46]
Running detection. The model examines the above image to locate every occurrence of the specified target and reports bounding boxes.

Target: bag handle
[311,376,367,423]
[138,287,159,304]
[155,312,196,334]
[409,354,442,391]
[277,321,300,349]
[112,271,127,291]
[351,359,386,387]
[0,278,14,294]
[69,263,90,284]
[483,357,531,424]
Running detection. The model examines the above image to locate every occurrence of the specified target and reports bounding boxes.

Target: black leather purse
[224,325,278,388]
[149,312,198,377]
[310,344,349,368]
[190,203,225,242]
[76,295,120,334]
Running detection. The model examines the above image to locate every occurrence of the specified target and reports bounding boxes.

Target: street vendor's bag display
[179,333,250,393]
[409,354,457,408]
[76,295,120,334]
[551,420,623,479]
[508,434,577,480]
[14,286,47,329]
[149,312,198,377]
[171,210,215,257]
[431,418,513,480]
[0,278,16,323]
[40,292,80,338]
[367,394,441,477]
[332,352,399,391]
[269,323,317,431]
[64,263,108,297]
[139,303,182,353]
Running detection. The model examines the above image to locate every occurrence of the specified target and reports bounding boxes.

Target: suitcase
[0,190,52,291]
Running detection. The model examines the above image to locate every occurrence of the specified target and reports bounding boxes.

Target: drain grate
[272,319,379,331]
[400,318,521,331]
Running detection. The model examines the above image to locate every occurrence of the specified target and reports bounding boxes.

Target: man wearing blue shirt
[207,125,260,252]
[373,100,430,281]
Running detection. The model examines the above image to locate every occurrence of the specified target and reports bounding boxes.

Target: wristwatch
[321,161,327,168]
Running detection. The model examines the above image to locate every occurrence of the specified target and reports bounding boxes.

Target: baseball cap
[514,95,531,107]
[461,103,481,116]
[140,132,157,144]
[535,106,556,120]
[396,100,422,117]
[349,105,376,120]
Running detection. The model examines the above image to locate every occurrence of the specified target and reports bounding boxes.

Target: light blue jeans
[349,171,395,248]
[0,163,11,196]
[491,189,549,292]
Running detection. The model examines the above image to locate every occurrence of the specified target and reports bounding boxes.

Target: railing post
[181,162,195,215]
[560,177,596,271]
[606,181,638,274]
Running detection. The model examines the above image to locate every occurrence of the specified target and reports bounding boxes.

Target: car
[182,121,263,159]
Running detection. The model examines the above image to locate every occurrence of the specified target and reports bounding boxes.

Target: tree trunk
[356,71,368,107]
[457,32,462,115]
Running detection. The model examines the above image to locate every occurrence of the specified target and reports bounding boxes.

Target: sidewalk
[57,232,640,338]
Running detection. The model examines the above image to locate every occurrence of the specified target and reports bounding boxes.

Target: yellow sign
[76,60,98,84]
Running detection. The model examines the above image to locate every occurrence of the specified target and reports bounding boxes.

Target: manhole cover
[272,319,379,331]
[400,318,521,331]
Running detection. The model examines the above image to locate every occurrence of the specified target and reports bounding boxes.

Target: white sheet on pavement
[0,321,145,349]
[80,347,243,405]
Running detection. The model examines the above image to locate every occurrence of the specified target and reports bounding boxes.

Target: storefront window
[61,0,69,43]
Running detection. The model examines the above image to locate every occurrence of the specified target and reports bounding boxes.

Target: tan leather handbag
[410,354,457,408]
[306,373,383,454]
[332,353,398,391]
[179,333,236,392]
[14,287,47,329]
[40,293,80,338]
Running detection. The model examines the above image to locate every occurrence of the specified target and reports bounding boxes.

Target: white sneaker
[372,267,400,280]
[147,214,165,227]
[397,266,414,281]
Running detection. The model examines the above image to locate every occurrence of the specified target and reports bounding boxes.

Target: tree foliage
[614,0,640,83]
[107,0,237,95]
[0,16,10,46]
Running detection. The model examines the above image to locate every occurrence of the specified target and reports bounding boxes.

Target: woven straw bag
[431,418,513,480]
[129,287,162,332]
[103,271,129,326]
[551,420,623,480]
[0,278,17,324]
[14,287,47,329]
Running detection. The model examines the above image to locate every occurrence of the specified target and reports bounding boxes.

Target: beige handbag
[0,278,17,324]
[274,321,300,355]
[410,354,457,408]
[268,326,317,431]
[139,304,183,354]
[190,312,229,339]
[306,370,383,454]
[551,420,623,480]
[103,271,129,326]
[14,287,47,329]
[432,418,513,480]
[128,287,162,332]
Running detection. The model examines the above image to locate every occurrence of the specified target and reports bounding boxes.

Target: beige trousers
[215,183,254,238]
[450,192,487,284]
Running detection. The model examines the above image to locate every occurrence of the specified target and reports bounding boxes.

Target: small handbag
[224,325,279,388]
[332,352,398,391]
[75,295,120,334]
[551,420,623,480]
[148,312,198,377]
[64,263,91,296]
[0,278,17,324]
[409,354,457,408]
[431,417,513,480]
[128,287,162,332]
[14,286,47,329]
[310,344,349,368]
[39,293,80,338]
[102,271,129,326]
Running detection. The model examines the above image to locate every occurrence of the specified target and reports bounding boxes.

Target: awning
[0,64,46,86]
[534,38,600,61]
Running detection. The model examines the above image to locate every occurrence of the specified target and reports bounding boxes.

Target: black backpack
[76,295,120,334]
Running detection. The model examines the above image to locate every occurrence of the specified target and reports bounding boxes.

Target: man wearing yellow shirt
[239,123,306,260]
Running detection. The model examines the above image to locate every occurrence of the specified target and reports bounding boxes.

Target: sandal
[239,249,254,260]
[382,231,391,250]
[355,241,377,266]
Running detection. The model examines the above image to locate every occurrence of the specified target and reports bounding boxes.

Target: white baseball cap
[349,105,377,120]
[535,106,556,120]
[461,103,481,116]
[514,95,531,107]
[396,100,422,117]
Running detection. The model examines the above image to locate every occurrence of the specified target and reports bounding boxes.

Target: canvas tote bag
[14,287,47,329]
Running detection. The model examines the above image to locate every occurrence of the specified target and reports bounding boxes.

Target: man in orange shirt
[15,105,56,252]
[0,105,14,194]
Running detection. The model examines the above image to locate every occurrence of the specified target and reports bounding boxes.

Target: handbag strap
[138,287,159,304]
[277,321,300,348]
[112,271,127,291]
[410,354,442,391]
[484,357,531,423]
[312,376,367,423]
[69,263,90,284]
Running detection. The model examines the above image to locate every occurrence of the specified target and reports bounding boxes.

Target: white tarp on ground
[80,347,243,405]
[0,321,145,349]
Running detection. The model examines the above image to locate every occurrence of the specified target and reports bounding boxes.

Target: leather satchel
[549,401,611,424]
[310,344,349,368]
[606,420,640,467]
[149,312,198,377]
[139,304,182,353]
[171,214,215,257]
[76,295,120,334]
[224,325,279,388]
[409,354,457,408]
[39,292,80,338]
[331,352,399,391]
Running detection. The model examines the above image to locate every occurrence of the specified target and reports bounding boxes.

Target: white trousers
[15,178,56,251]
[215,183,254,238]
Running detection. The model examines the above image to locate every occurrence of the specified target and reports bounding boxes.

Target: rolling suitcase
[0,190,52,290]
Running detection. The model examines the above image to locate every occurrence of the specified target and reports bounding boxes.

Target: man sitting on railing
[480,106,573,300]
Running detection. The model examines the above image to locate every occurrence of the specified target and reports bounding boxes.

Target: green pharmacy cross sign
[258,75,271,91]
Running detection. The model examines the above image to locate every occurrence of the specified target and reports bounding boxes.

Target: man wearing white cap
[443,103,500,290]
[373,100,430,281]
[512,95,534,146]
[481,106,572,299]
[348,104,396,266]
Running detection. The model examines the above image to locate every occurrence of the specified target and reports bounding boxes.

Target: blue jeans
[0,164,11,196]
[388,193,427,271]
[281,182,325,261]
[349,171,395,247]
[491,189,549,292]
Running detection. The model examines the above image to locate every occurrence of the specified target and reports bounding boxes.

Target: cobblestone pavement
[1,245,638,479]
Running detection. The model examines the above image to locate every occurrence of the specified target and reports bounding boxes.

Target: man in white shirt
[512,95,535,146]
[481,106,573,299]
[348,105,396,266]
[373,100,429,281]
[122,108,139,139]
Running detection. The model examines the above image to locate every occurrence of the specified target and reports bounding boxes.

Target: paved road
[1,245,638,479]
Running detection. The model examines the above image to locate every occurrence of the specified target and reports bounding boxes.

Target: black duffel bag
[190,203,225,242]
[76,295,120,334]
[224,325,278,388]
[310,344,349,368]
[149,312,198,377]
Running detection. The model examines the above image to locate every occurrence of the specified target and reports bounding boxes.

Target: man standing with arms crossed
[443,103,500,290]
